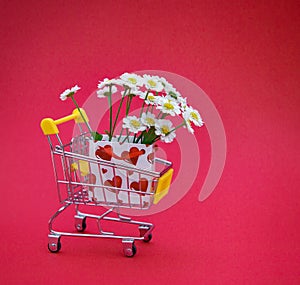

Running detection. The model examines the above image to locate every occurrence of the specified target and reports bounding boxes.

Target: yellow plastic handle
[40,108,89,135]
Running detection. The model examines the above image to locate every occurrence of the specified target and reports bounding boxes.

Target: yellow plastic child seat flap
[153,168,173,204]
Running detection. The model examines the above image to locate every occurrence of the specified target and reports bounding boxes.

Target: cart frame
[41,108,173,257]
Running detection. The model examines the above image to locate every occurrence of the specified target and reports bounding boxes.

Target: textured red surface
[0,1,299,284]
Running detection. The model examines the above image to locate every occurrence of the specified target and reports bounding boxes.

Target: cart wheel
[143,233,152,243]
[123,240,137,257]
[139,225,152,243]
[75,216,87,232]
[125,243,137,257]
[48,238,61,253]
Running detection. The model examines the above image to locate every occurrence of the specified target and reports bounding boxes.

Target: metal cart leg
[139,225,153,242]
[74,215,87,232]
[74,204,87,232]
[47,203,71,253]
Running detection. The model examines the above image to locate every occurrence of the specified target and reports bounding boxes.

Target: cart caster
[75,215,87,232]
[139,225,153,243]
[143,233,152,243]
[48,235,61,253]
[122,239,137,257]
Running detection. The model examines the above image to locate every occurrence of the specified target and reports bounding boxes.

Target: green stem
[157,111,169,119]
[121,129,131,143]
[117,127,124,142]
[125,92,133,116]
[71,95,93,134]
[112,93,126,137]
[169,121,185,133]
[135,131,144,143]
[152,136,161,143]
[133,133,137,143]
[139,90,150,117]
[108,85,113,140]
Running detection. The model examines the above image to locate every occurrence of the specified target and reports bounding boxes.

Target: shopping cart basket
[40,108,173,257]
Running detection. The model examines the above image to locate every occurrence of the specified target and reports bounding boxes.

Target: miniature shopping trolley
[40,108,173,257]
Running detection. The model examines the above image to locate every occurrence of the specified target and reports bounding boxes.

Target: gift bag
[88,136,156,208]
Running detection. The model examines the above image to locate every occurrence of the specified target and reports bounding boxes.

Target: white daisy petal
[154,119,176,143]
[59,85,80,101]
[97,78,110,89]
[160,132,176,143]
[183,106,204,127]
[97,78,122,89]
[97,85,117,98]
[178,97,188,110]
[120,73,144,88]
[70,85,80,93]
[184,120,195,134]
[159,76,174,93]
[143,74,164,92]
[139,91,161,106]
[141,112,157,127]
[156,97,181,116]
[122,115,147,134]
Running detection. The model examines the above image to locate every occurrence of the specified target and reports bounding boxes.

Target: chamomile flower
[60,85,81,101]
[159,76,177,94]
[60,89,71,101]
[123,116,147,134]
[155,119,176,143]
[183,106,204,127]
[97,85,118,98]
[138,91,160,105]
[178,96,188,110]
[157,76,183,101]
[143,75,164,92]
[97,78,121,89]
[156,97,181,116]
[70,85,81,93]
[120,73,144,88]
[141,112,156,127]
[166,90,181,101]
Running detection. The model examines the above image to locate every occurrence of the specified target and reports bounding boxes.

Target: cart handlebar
[40,108,89,135]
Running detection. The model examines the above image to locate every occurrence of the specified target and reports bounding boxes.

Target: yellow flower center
[161,126,170,135]
[191,111,198,120]
[131,120,141,128]
[147,79,157,88]
[128,77,137,84]
[148,95,155,101]
[164,102,174,110]
[146,117,155,125]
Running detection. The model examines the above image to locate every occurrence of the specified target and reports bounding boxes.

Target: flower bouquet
[60,73,203,206]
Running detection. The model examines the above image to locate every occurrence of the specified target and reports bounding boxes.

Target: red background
[1,1,299,284]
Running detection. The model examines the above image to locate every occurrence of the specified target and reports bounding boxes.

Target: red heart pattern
[95,145,113,161]
[130,178,149,196]
[121,147,146,165]
[104,175,122,192]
